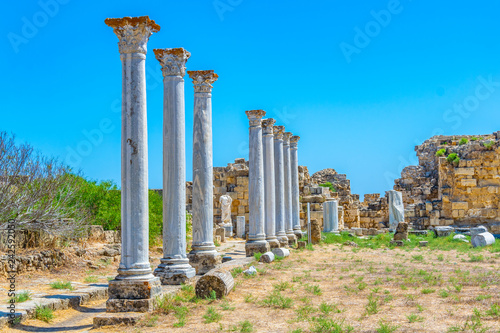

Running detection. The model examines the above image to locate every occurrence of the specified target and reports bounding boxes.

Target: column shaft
[153,48,195,284]
[188,70,221,274]
[273,126,288,247]
[245,110,270,257]
[283,132,297,246]
[290,136,302,238]
[262,119,279,249]
[105,15,161,313]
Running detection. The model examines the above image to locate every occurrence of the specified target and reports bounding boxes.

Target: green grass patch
[50,281,73,290]
[35,305,54,323]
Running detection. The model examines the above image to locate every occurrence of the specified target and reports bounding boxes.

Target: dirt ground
[5,241,500,333]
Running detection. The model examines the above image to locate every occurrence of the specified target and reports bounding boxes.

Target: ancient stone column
[245,110,271,256]
[323,199,339,233]
[153,48,195,285]
[262,118,280,249]
[104,16,161,312]
[187,70,221,274]
[273,126,289,247]
[290,135,302,239]
[283,132,297,246]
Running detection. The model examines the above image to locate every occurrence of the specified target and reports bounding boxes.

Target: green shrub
[435,149,446,157]
[459,138,468,145]
[35,305,54,323]
[471,137,478,141]
[446,153,460,166]
[319,182,336,192]
[483,141,495,149]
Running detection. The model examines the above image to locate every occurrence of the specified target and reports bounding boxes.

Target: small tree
[0,132,84,236]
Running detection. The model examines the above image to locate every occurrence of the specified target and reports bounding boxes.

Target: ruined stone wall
[394,132,500,232]
[311,169,361,228]
[359,193,389,229]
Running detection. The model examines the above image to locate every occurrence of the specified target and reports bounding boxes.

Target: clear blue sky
[2,0,500,199]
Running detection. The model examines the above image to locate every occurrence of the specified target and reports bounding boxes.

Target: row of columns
[245,111,302,257]
[104,16,223,312]
[104,15,304,311]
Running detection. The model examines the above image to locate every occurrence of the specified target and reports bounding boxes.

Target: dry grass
[90,242,500,333]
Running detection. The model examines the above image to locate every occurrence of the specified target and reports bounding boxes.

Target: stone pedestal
[104,16,161,311]
[290,135,302,239]
[236,216,245,238]
[153,48,196,285]
[262,118,280,249]
[283,132,297,246]
[273,126,289,248]
[245,110,270,257]
[188,70,221,274]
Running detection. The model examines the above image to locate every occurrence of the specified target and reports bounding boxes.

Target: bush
[459,138,468,145]
[446,153,460,166]
[319,182,336,192]
[483,141,495,150]
[435,149,446,157]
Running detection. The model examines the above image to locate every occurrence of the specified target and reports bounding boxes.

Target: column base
[277,235,289,248]
[266,237,281,249]
[154,259,196,285]
[286,233,297,247]
[107,277,161,313]
[188,251,222,275]
[293,229,303,239]
[245,241,270,257]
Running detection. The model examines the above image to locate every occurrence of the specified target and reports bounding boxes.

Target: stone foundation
[107,278,162,313]
[188,251,222,275]
[245,241,270,257]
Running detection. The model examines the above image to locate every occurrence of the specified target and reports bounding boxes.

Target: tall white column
[245,110,271,257]
[273,126,288,247]
[283,132,297,246]
[188,70,221,274]
[290,135,302,238]
[262,118,280,249]
[153,48,195,284]
[104,16,161,312]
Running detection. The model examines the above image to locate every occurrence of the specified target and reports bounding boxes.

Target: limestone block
[472,232,495,248]
[238,206,246,215]
[461,179,477,187]
[310,219,321,244]
[455,168,475,176]
[393,222,408,241]
[215,228,225,243]
[451,202,468,210]
[237,177,249,186]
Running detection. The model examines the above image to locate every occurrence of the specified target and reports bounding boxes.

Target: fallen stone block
[472,232,496,248]
[434,226,454,237]
[259,252,275,263]
[271,248,290,258]
[453,234,469,242]
[195,269,234,299]
[222,256,232,263]
[390,240,404,246]
[243,266,256,276]
[297,241,307,249]
[393,222,408,241]
[419,241,428,247]
[471,226,488,238]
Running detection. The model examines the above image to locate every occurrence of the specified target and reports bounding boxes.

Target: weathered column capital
[283,132,292,144]
[290,135,300,148]
[273,126,285,140]
[105,16,160,54]
[154,48,190,77]
[188,70,218,93]
[262,118,276,135]
[246,110,266,127]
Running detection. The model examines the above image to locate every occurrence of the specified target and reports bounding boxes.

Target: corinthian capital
[262,118,276,135]
[283,132,292,145]
[273,126,285,140]
[245,110,266,127]
[188,70,218,93]
[290,135,300,148]
[105,16,160,55]
[154,48,190,77]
